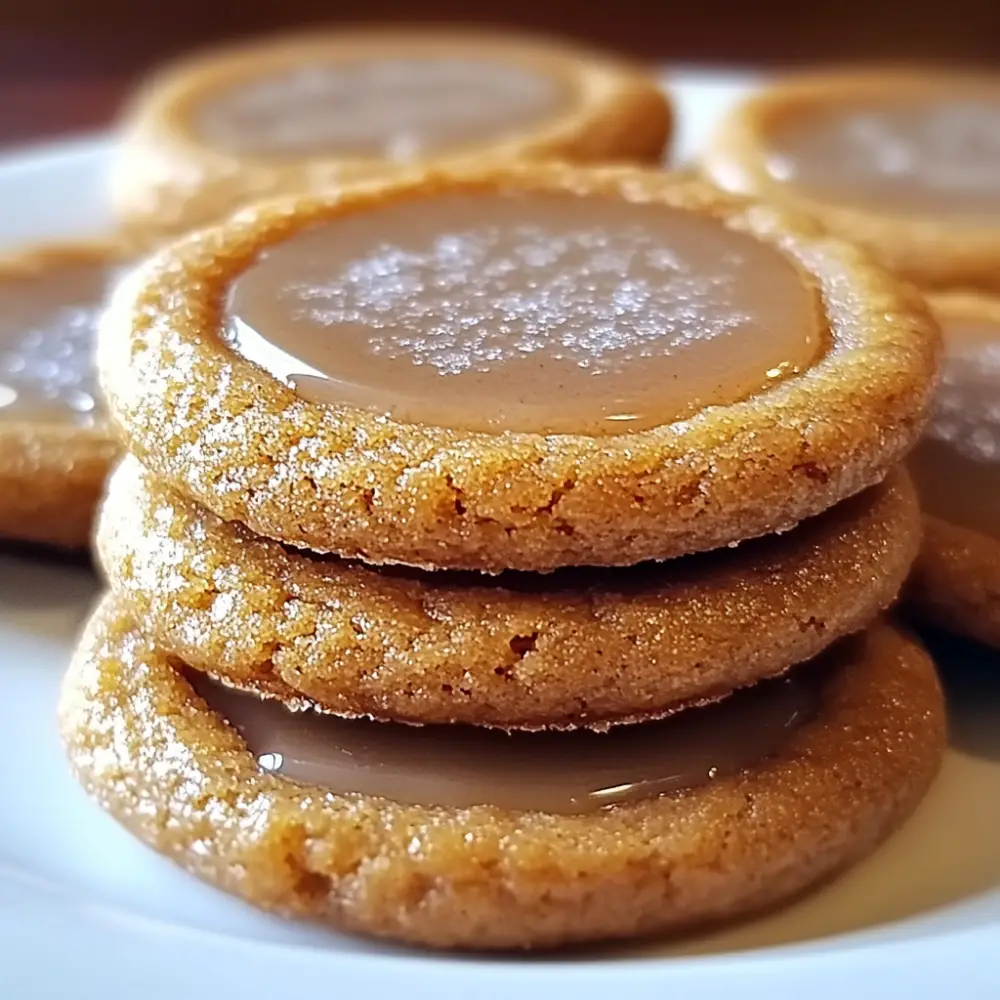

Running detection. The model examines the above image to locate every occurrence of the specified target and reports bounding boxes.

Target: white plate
[1,73,999,1000]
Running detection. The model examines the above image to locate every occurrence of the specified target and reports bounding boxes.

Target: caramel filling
[195,57,570,160]
[226,192,820,434]
[910,314,1000,538]
[0,260,112,426]
[194,668,820,814]
[765,94,1000,217]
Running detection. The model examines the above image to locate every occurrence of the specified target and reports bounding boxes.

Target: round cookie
[700,70,1000,292]
[0,243,123,549]
[60,597,945,951]
[98,163,939,573]
[97,456,921,729]
[111,28,671,242]
[907,291,1000,646]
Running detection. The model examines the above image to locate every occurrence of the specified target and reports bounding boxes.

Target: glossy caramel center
[0,260,112,426]
[226,192,820,434]
[195,667,820,814]
[195,57,570,160]
[765,93,1000,217]
[910,313,1000,538]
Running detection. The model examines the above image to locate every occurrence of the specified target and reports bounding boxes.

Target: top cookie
[701,70,1000,291]
[111,28,671,242]
[98,163,939,572]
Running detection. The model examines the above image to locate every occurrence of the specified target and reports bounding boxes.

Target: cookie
[97,456,920,729]
[60,598,945,950]
[111,28,671,242]
[98,163,939,572]
[0,242,123,549]
[700,70,1000,291]
[906,291,1000,646]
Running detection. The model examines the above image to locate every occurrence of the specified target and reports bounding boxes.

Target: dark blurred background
[3,0,1000,144]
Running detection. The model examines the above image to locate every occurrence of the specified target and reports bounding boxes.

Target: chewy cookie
[60,598,945,951]
[111,28,672,241]
[0,243,122,549]
[700,70,1000,292]
[98,163,938,572]
[98,456,921,729]
[907,292,1000,646]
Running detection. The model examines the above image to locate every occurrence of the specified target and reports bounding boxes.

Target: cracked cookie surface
[99,457,920,728]
[60,598,945,950]
[98,163,939,572]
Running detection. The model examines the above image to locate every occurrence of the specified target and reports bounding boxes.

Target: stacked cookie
[700,70,1000,649]
[62,163,945,950]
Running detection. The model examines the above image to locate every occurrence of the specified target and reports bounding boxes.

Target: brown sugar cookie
[700,70,1000,292]
[98,163,939,572]
[60,597,945,951]
[97,456,920,729]
[907,291,1000,646]
[111,28,671,242]
[0,242,123,549]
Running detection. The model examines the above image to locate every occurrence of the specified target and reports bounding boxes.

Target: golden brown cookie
[111,28,671,242]
[98,163,939,572]
[906,291,1000,646]
[700,70,1000,292]
[60,597,945,950]
[0,242,123,549]
[97,456,920,729]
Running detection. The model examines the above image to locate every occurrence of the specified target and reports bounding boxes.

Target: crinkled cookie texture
[98,457,920,729]
[0,243,122,549]
[111,28,672,243]
[98,163,940,572]
[60,598,944,951]
[700,71,1000,292]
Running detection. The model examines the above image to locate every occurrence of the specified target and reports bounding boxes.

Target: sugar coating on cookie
[227,190,820,434]
[60,599,945,950]
[98,164,939,572]
[98,457,921,728]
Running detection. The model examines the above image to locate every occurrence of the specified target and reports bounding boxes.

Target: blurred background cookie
[700,70,1000,291]
[0,243,121,549]
[907,292,1000,646]
[111,28,671,241]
